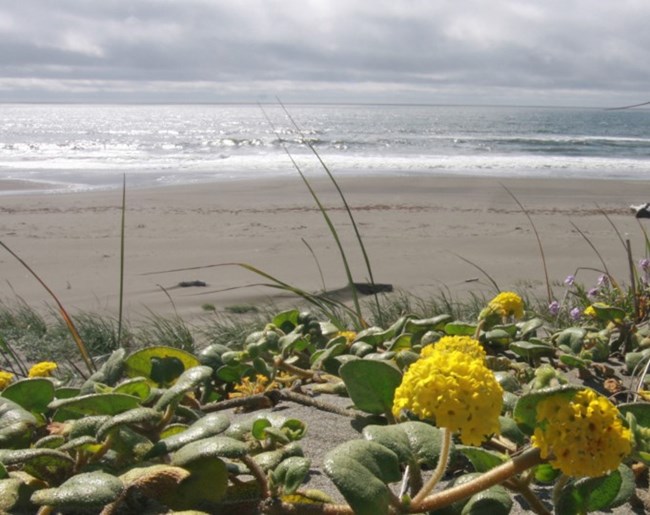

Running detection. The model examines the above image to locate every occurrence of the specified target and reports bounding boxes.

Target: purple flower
[570,307,581,321]
[564,275,576,286]
[587,288,599,298]
[548,301,560,316]
[640,258,650,272]
[597,275,609,287]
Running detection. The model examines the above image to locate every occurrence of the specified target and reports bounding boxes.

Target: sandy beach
[1,175,648,321]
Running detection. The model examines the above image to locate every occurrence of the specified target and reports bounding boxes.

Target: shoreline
[1,175,648,321]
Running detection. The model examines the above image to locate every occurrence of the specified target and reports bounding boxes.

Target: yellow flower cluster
[0,370,14,390]
[422,335,487,361]
[393,336,502,446]
[28,361,58,378]
[485,291,525,320]
[532,389,631,477]
[228,374,278,399]
[336,331,357,344]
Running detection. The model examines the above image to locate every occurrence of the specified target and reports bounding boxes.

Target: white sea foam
[1,103,649,194]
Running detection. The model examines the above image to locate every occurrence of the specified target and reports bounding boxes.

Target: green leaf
[146,412,231,458]
[54,387,80,399]
[339,359,402,415]
[510,341,556,360]
[96,407,162,441]
[114,377,152,401]
[513,385,583,435]
[0,397,38,447]
[161,456,228,510]
[591,303,626,322]
[386,333,413,352]
[49,393,141,417]
[273,309,300,333]
[0,476,36,512]
[323,440,401,515]
[498,415,526,445]
[31,471,123,509]
[363,421,448,468]
[443,321,478,336]
[462,484,512,515]
[457,446,507,472]
[79,348,126,394]
[153,365,213,411]
[1,378,55,414]
[404,315,452,334]
[554,465,632,515]
[534,463,561,483]
[619,402,650,427]
[518,317,544,338]
[0,448,74,482]
[171,436,248,465]
[124,346,200,386]
[483,329,512,345]
[554,327,586,354]
[271,456,311,495]
[254,442,304,472]
[559,354,590,368]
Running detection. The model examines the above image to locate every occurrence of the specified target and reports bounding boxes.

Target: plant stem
[412,446,544,513]
[504,477,552,515]
[242,454,271,498]
[411,427,452,505]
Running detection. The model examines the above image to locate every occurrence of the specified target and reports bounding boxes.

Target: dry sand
[2,175,650,513]
[1,175,649,321]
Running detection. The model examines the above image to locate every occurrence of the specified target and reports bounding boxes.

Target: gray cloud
[0,0,648,105]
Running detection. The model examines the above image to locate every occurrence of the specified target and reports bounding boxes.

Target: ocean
[1,103,649,194]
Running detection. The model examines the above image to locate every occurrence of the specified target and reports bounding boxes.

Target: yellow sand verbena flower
[28,361,58,378]
[336,331,357,344]
[393,337,502,446]
[421,335,486,361]
[532,389,631,477]
[485,291,525,320]
[228,374,278,399]
[583,305,598,317]
[0,370,14,390]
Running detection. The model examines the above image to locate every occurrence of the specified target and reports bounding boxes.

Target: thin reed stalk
[278,101,383,322]
[117,174,126,346]
[0,241,96,374]
[500,184,553,303]
[259,104,364,323]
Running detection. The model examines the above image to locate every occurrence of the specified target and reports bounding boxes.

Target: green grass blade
[117,174,126,346]
[0,241,96,374]
[259,104,363,322]
[277,100,383,322]
[500,183,553,303]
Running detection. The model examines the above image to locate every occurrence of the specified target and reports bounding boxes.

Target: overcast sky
[1,0,648,106]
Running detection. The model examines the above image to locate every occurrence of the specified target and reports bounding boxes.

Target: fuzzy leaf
[49,393,141,418]
[457,446,507,472]
[554,465,633,514]
[323,440,401,515]
[171,436,248,466]
[618,402,650,427]
[31,471,123,508]
[154,366,212,411]
[510,341,555,360]
[1,378,55,414]
[146,413,230,458]
[271,456,311,495]
[363,421,447,468]
[96,407,162,441]
[0,397,38,447]
[339,359,402,415]
[462,484,512,515]
[124,346,200,386]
